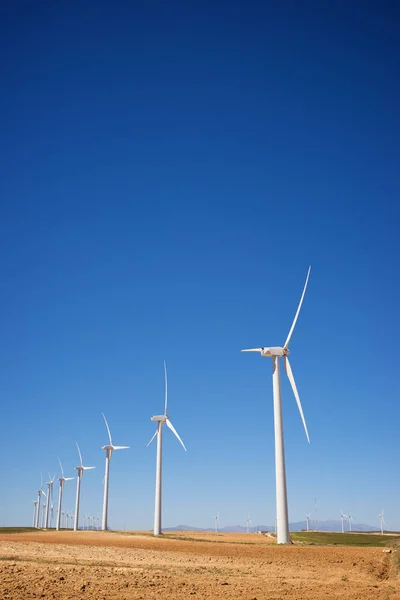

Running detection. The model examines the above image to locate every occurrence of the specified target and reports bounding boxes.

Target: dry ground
[0,530,399,599]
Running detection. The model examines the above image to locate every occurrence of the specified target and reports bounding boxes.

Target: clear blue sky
[1,0,399,531]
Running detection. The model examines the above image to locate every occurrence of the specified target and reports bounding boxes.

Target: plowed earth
[0,531,399,599]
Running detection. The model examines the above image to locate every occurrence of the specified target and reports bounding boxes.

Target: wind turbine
[74,443,95,531]
[246,514,252,534]
[242,267,311,544]
[56,459,74,531]
[378,510,385,535]
[214,512,220,533]
[101,413,129,531]
[35,475,46,528]
[348,513,353,532]
[32,501,38,528]
[45,474,55,529]
[305,513,311,532]
[147,361,187,536]
[340,510,347,533]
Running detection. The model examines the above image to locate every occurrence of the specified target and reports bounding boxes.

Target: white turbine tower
[246,514,252,534]
[214,512,220,533]
[45,474,55,529]
[305,513,311,532]
[340,510,347,533]
[147,361,187,536]
[35,476,46,528]
[242,267,311,544]
[348,513,353,532]
[32,501,38,528]
[56,459,74,531]
[378,510,385,535]
[74,443,95,531]
[101,413,129,531]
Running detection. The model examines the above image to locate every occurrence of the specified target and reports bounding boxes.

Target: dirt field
[0,530,399,599]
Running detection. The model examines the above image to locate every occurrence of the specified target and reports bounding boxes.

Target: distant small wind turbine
[246,514,252,534]
[147,361,187,536]
[32,501,38,528]
[348,513,353,532]
[242,267,311,544]
[378,510,385,535]
[101,413,129,531]
[340,510,347,533]
[74,443,95,531]
[56,459,74,531]
[41,502,47,528]
[305,513,311,532]
[214,512,220,533]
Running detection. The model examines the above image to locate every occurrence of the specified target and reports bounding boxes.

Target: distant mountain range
[165,520,379,533]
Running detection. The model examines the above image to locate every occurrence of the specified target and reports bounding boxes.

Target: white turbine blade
[147,429,158,447]
[284,356,310,443]
[42,490,47,498]
[284,266,311,349]
[102,412,113,446]
[166,418,187,451]
[58,458,65,479]
[112,445,130,450]
[65,477,74,481]
[76,442,83,467]
[164,360,168,416]
[82,466,95,471]
[241,348,263,353]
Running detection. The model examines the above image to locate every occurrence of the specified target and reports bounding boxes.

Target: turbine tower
[101,413,129,531]
[147,361,187,536]
[214,512,220,533]
[340,510,347,533]
[305,513,311,532]
[74,443,95,531]
[35,476,46,528]
[348,513,353,532]
[378,510,385,535]
[56,459,74,531]
[32,500,38,528]
[45,474,55,529]
[246,514,252,534]
[242,267,311,544]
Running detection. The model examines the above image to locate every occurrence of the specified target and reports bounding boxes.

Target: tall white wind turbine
[74,443,95,531]
[45,474,55,529]
[56,459,74,531]
[147,361,187,536]
[378,510,385,535]
[101,413,129,531]
[35,475,46,528]
[242,267,311,544]
[305,513,311,532]
[348,513,353,532]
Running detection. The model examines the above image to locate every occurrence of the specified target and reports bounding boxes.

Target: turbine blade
[164,360,168,416]
[102,412,113,446]
[284,266,311,349]
[147,429,158,447]
[82,466,95,470]
[58,458,65,479]
[241,348,263,353]
[65,477,74,481]
[284,356,310,443]
[76,442,83,467]
[166,418,187,451]
[112,445,130,450]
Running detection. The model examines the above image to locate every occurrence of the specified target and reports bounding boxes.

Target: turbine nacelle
[242,346,289,357]
[151,415,168,423]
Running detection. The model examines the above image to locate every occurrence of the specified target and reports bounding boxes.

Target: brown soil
[0,530,399,599]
